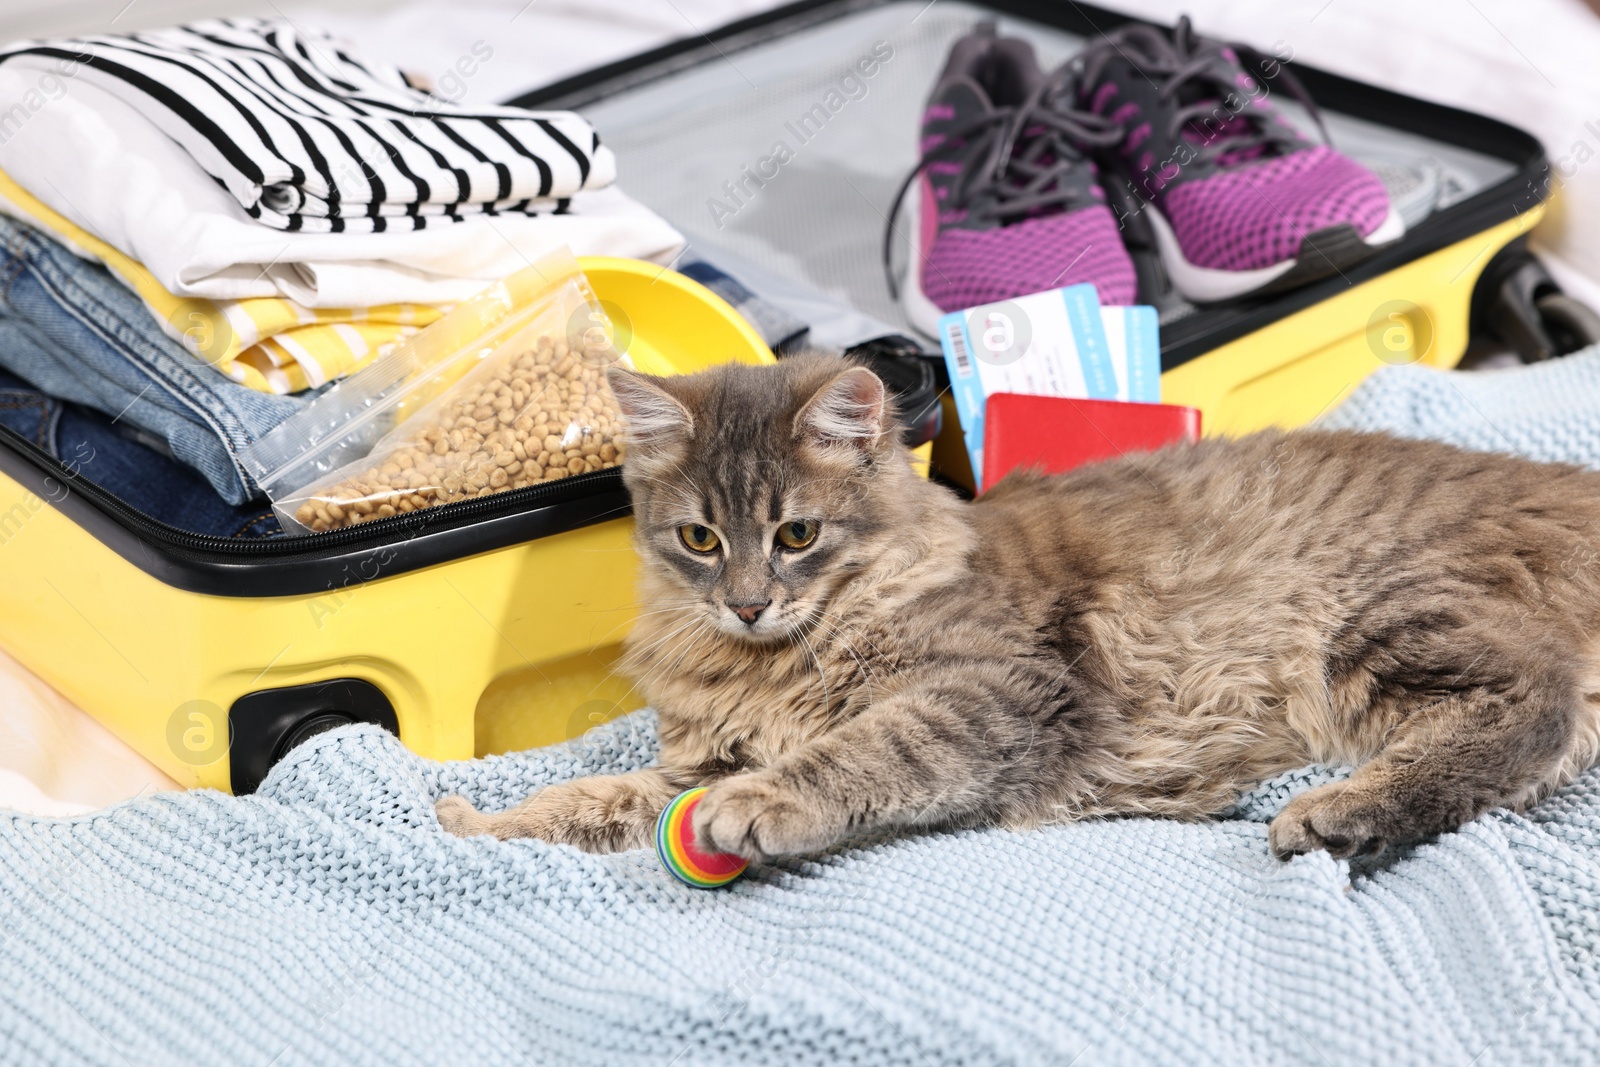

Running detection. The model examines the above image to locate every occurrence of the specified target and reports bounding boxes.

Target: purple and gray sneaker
[1075,16,1403,303]
[887,25,1136,335]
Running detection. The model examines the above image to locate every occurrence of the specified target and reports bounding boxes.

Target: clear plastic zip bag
[242,247,627,535]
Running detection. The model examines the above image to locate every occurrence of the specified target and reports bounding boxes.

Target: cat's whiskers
[584,594,703,614]
[653,618,718,694]
[810,604,891,662]
[616,617,713,715]
[621,470,694,494]
[774,473,857,498]
[624,613,709,675]
[625,605,703,648]
[806,603,890,672]
[618,601,704,628]
[803,609,876,702]
[623,473,703,510]
[585,598,705,648]
[794,625,833,720]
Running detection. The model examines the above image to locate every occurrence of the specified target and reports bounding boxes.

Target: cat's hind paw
[1268,782,1394,860]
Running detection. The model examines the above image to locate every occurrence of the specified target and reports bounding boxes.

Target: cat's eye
[776,520,819,550]
[678,524,720,553]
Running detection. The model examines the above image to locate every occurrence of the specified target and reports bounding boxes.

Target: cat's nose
[728,599,770,625]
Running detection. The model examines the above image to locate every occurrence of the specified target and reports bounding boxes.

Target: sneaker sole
[899,189,954,338]
[1148,203,1405,304]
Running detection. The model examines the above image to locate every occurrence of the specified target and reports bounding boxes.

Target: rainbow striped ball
[655,788,748,889]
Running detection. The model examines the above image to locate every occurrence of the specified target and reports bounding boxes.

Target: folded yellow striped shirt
[0,166,447,394]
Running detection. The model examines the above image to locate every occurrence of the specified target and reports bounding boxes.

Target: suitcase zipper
[0,418,626,557]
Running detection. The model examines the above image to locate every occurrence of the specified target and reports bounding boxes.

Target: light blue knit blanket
[7,352,1600,1065]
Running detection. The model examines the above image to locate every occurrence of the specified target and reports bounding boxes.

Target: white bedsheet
[286,0,774,110]
[0,0,1596,814]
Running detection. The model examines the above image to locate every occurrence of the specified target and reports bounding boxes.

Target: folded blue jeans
[0,368,282,537]
[0,216,303,505]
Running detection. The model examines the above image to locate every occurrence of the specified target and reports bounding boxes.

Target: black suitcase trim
[0,420,631,598]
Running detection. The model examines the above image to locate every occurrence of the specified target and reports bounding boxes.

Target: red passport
[981,393,1202,490]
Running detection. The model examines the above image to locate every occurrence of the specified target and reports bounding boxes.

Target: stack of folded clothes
[0,18,684,524]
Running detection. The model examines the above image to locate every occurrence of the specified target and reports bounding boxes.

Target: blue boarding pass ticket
[1100,305,1162,403]
[937,283,1116,488]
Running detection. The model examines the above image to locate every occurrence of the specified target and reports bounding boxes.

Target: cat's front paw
[439,777,667,851]
[436,794,493,838]
[694,775,838,861]
[436,791,562,843]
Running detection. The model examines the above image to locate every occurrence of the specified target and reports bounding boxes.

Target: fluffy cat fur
[437,353,1600,862]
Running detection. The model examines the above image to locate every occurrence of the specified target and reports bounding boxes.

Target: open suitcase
[0,0,1565,793]
[0,260,780,792]
[514,0,1562,475]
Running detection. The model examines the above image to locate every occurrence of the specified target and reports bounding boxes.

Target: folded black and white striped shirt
[0,19,616,233]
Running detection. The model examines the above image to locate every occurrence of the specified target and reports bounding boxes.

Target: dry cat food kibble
[293,334,625,532]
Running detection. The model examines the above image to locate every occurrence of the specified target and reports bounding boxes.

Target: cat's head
[608,354,911,643]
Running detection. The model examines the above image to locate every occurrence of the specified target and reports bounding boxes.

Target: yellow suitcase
[0,258,775,792]
[0,0,1570,794]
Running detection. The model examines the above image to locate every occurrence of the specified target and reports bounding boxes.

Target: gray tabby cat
[438,353,1600,861]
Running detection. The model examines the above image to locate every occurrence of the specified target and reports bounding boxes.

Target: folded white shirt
[0,67,684,307]
[0,19,618,234]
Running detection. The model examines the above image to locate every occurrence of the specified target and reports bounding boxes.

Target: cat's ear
[608,368,694,452]
[794,366,889,452]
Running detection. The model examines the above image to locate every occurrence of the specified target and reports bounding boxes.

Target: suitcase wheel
[228,678,400,794]
[1473,241,1600,363]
